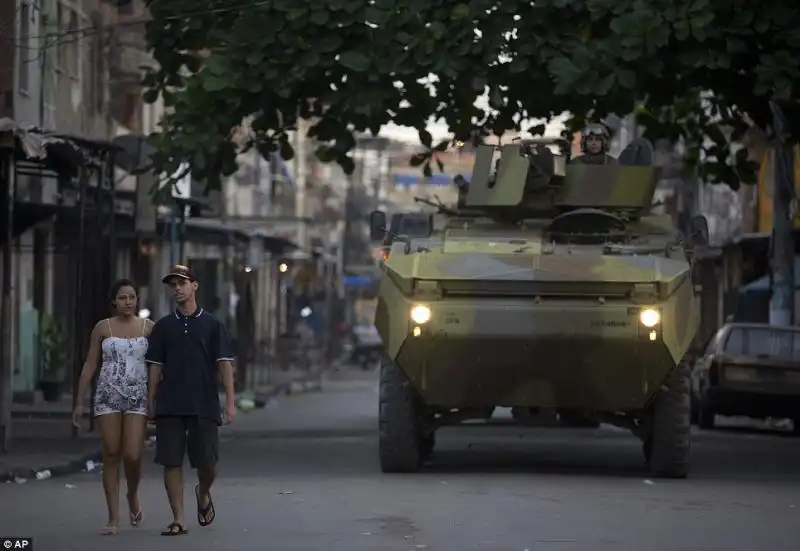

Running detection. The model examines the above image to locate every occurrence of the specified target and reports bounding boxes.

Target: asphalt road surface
[2,368,799,551]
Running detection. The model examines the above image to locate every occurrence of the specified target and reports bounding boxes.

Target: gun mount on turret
[449,137,662,224]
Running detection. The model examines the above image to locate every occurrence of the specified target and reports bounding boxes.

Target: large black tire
[647,363,691,479]
[378,355,424,472]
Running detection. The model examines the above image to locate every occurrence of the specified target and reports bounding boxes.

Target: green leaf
[317,34,343,52]
[451,4,470,19]
[339,50,371,72]
[526,123,546,136]
[616,69,636,89]
[310,10,330,25]
[418,129,433,148]
[471,75,486,91]
[142,89,159,104]
[315,146,337,163]
[508,57,529,73]
[246,52,263,66]
[279,138,295,161]
[339,155,355,175]
[410,153,427,167]
[202,76,230,92]
[547,56,581,84]
[434,139,450,152]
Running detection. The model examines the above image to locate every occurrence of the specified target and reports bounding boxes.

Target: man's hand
[147,401,156,425]
[224,401,236,425]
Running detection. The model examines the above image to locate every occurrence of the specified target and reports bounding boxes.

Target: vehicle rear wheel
[378,354,424,473]
[646,363,691,479]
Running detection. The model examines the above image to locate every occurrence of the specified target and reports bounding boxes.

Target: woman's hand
[71,405,84,429]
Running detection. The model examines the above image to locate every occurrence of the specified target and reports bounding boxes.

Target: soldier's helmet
[580,123,611,154]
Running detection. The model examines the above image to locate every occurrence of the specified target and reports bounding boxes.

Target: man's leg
[187,417,219,526]
[154,416,188,531]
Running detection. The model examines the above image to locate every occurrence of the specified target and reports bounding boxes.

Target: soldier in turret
[571,123,617,164]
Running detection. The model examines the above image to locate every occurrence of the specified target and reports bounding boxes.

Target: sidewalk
[2,364,330,484]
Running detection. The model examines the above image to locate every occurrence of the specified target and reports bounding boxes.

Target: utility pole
[294,115,308,251]
[0,153,14,452]
[769,99,795,326]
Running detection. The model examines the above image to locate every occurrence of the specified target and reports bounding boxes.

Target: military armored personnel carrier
[368,137,706,478]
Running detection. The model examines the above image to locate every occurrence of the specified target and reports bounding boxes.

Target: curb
[2,366,329,484]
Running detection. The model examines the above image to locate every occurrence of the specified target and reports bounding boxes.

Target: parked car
[690,322,800,434]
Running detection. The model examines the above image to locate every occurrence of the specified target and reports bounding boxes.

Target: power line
[12,0,272,44]
[4,0,274,72]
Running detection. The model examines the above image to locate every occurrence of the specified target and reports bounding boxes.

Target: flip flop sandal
[101,525,118,536]
[130,509,144,526]
[161,522,188,536]
[195,484,216,527]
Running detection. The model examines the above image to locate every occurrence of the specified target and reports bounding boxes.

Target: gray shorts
[154,416,219,470]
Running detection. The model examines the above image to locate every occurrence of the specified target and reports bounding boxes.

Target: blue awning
[344,274,375,287]
[394,172,470,187]
[738,257,800,295]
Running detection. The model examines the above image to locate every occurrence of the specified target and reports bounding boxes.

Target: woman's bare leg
[122,413,147,525]
[97,413,123,534]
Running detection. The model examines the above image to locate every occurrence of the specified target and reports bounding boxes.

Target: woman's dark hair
[109,278,140,309]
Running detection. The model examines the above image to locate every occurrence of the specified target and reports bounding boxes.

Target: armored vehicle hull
[377,253,696,412]
[372,138,702,479]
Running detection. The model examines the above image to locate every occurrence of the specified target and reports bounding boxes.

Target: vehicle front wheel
[646,363,691,479]
[378,355,424,473]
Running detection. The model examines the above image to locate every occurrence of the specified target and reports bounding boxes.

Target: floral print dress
[93,319,149,416]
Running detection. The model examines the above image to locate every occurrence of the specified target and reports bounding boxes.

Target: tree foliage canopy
[139,0,800,191]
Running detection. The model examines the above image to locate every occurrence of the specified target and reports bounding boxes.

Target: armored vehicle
[369,137,706,478]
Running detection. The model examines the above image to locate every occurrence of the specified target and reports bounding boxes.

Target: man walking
[146,264,236,536]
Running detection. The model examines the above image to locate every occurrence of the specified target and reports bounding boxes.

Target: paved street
[2,368,799,551]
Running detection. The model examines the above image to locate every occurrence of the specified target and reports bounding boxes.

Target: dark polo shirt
[145,307,234,424]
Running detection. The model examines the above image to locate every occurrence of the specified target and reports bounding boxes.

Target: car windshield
[390,214,430,237]
[722,326,800,361]
[400,217,430,236]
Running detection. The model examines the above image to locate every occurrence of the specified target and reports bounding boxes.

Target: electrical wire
[13,0,272,44]
[5,0,274,75]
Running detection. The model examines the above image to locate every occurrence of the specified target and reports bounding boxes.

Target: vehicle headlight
[410,304,431,324]
[639,308,660,327]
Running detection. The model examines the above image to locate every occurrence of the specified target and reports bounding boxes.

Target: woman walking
[72,278,153,535]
